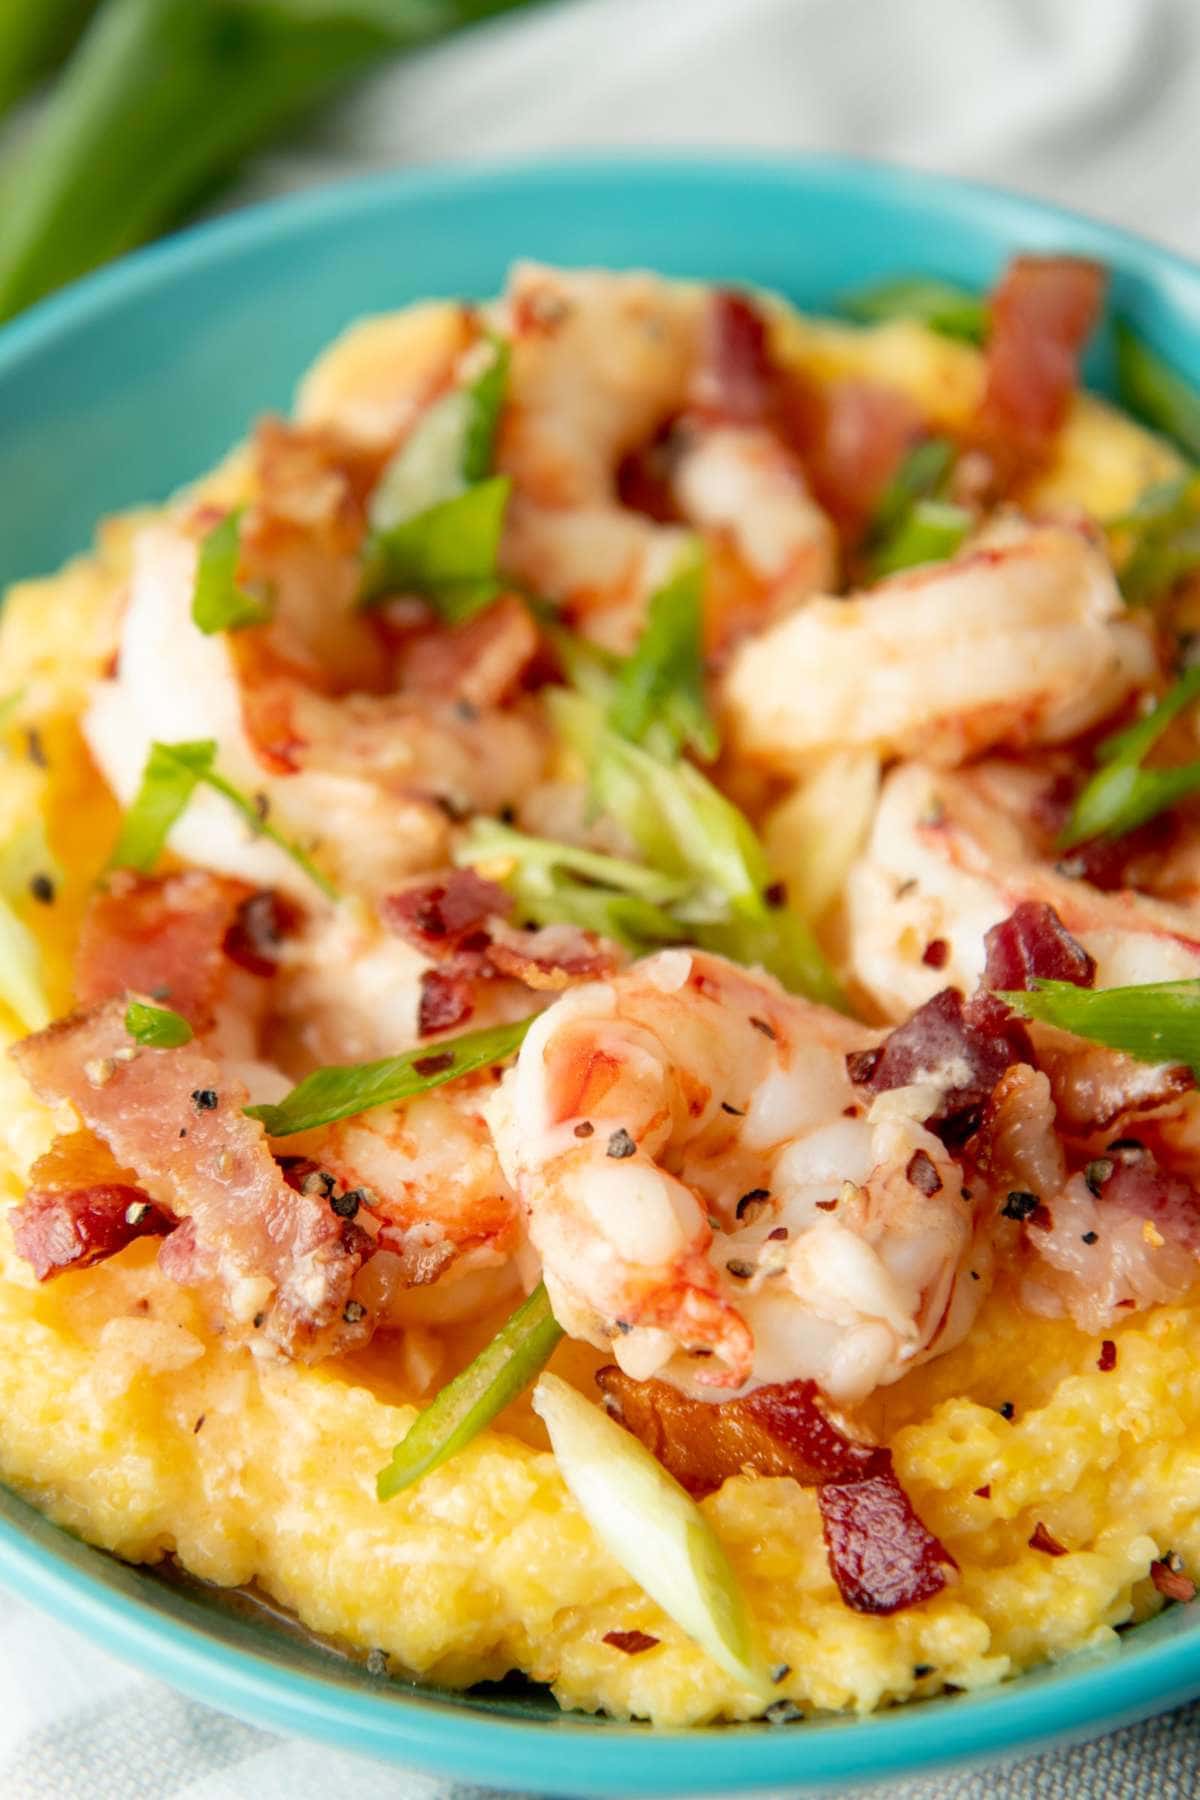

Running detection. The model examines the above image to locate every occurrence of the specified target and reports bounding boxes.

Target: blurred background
[0,0,1198,326]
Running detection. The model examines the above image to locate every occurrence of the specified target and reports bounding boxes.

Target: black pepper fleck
[721,1102,745,1117]
[1085,1157,1115,1196]
[1082,1230,1099,1245]
[770,1662,791,1684]
[749,1016,777,1040]
[365,1648,389,1676]
[726,1258,756,1279]
[606,1127,637,1159]
[330,1188,363,1220]
[764,1700,803,1725]
[763,880,787,909]
[913,1663,935,1679]
[193,1415,205,1434]
[190,1088,219,1112]
[343,1300,367,1323]
[736,1187,771,1220]
[24,727,46,768]
[1002,1190,1040,1222]
[998,1401,1015,1421]
[252,1311,266,1330]
[28,872,54,905]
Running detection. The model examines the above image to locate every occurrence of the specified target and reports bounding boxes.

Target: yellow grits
[0,301,1194,1727]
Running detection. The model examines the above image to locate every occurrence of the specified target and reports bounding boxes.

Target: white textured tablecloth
[6,0,1200,1791]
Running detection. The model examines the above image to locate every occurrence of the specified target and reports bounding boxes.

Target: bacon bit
[1029,1521,1068,1557]
[382,870,509,955]
[394,595,539,709]
[1151,1557,1197,1604]
[1098,1339,1118,1372]
[1098,1153,1200,1256]
[602,1629,660,1656]
[982,901,1095,993]
[10,1130,173,1280]
[485,920,618,992]
[223,889,299,978]
[905,1150,942,1197]
[417,967,475,1038]
[596,1368,953,1615]
[77,869,260,1029]
[693,290,773,424]
[922,939,949,970]
[979,255,1107,468]
[847,987,1032,1145]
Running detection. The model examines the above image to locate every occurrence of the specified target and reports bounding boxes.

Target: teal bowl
[2,155,1200,1795]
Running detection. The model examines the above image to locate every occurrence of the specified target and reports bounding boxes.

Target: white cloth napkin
[5,0,1200,1791]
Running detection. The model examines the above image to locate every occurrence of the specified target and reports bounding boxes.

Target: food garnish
[864,438,971,576]
[1115,321,1200,460]
[1060,666,1200,847]
[191,509,271,634]
[110,738,338,900]
[376,1280,562,1499]
[607,545,718,760]
[123,998,193,1047]
[1000,977,1200,1077]
[839,276,988,344]
[532,1371,771,1697]
[362,335,510,618]
[1109,473,1200,606]
[246,1015,533,1136]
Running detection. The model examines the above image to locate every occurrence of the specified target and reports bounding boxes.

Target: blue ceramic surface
[1,155,1199,1795]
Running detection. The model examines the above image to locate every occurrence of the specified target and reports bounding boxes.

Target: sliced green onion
[870,499,972,578]
[697,909,847,1015]
[110,739,337,901]
[1001,978,1200,1077]
[1060,666,1200,847]
[246,1015,533,1137]
[839,277,988,345]
[1114,322,1200,461]
[608,545,718,761]
[532,1372,770,1697]
[362,474,511,622]
[371,333,510,535]
[455,818,692,907]
[461,333,510,484]
[0,893,49,1031]
[869,438,956,541]
[191,510,271,635]
[124,999,193,1047]
[377,1281,562,1500]
[108,739,210,872]
[1107,473,1200,607]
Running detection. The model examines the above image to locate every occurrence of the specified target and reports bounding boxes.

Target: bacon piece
[983,901,1096,993]
[847,987,1032,1144]
[1151,1559,1197,1604]
[417,967,475,1036]
[485,920,619,991]
[597,1368,953,1615]
[1034,1037,1194,1136]
[693,289,922,537]
[12,998,366,1357]
[1090,1148,1200,1255]
[77,870,259,1029]
[980,255,1107,464]
[381,869,511,959]
[10,1130,172,1280]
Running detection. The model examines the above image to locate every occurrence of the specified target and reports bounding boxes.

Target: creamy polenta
[1,260,1198,1726]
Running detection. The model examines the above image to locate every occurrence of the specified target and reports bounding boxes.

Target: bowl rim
[2,149,1200,1795]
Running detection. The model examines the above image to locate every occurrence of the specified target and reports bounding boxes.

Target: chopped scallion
[870,498,972,577]
[361,474,511,622]
[124,999,193,1047]
[1001,978,1200,1077]
[377,1280,562,1499]
[608,545,718,761]
[1114,322,1200,462]
[1060,666,1200,847]
[246,1015,533,1137]
[839,276,988,345]
[191,510,272,634]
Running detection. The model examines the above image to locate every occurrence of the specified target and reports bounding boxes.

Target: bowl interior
[2,154,1200,1795]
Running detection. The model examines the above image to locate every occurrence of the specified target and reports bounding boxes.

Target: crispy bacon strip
[10,1130,172,1280]
[979,254,1107,466]
[385,870,620,1035]
[597,1368,953,1615]
[77,870,264,1029]
[12,997,365,1356]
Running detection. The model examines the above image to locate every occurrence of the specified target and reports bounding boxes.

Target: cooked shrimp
[723,516,1155,771]
[84,524,546,902]
[488,947,992,1403]
[496,264,835,653]
[844,759,1200,1022]
[301,1074,526,1330]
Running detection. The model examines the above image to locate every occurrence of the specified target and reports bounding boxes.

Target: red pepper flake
[1097,1339,1117,1372]
[1029,1521,1068,1556]
[413,1051,454,1077]
[921,938,949,969]
[574,1120,595,1139]
[974,1484,991,1499]
[1151,1558,1197,1604]
[603,1629,660,1656]
[905,1149,943,1197]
